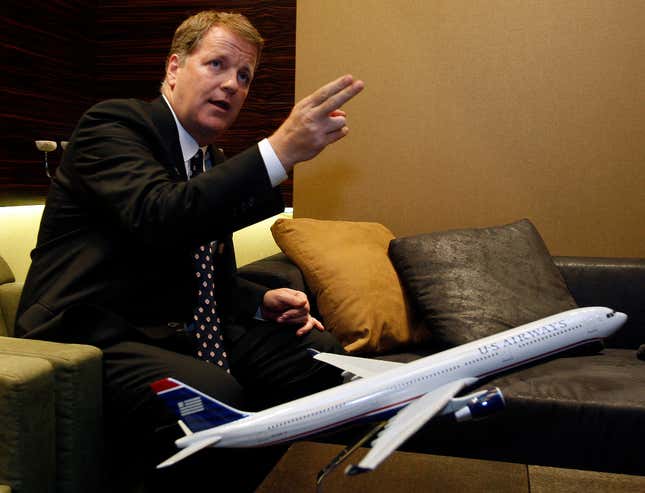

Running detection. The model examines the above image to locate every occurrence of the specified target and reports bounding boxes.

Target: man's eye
[210,60,222,69]
[239,72,251,85]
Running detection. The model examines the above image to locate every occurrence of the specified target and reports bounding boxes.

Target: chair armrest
[554,256,645,349]
[0,355,56,493]
[0,337,103,492]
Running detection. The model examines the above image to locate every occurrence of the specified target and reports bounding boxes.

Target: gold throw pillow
[271,218,426,354]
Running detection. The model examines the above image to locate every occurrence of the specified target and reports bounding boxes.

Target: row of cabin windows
[267,403,346,429]
[264,324,586,431]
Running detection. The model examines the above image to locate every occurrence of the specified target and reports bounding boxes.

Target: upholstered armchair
[0,255,103,493]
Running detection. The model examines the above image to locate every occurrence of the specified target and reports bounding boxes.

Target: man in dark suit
[16,10,364,491]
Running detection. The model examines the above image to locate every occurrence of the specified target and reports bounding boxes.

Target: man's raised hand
[268,74,364,171]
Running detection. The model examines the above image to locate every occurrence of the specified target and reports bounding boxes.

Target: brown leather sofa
[238,254,645,476]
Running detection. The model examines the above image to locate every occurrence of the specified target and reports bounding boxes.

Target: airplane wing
[346,378,471,475]
[157,435,222,469]
[313,352,404,378]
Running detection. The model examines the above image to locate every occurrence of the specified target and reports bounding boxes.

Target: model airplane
[151,306,626,474]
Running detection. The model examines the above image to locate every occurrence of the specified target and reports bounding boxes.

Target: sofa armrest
[0,355,56,493]
[238,253,324,319]
[554,256,645,349]
[0,282,23,337]
[0,337,103,493]
[238,253,307,293]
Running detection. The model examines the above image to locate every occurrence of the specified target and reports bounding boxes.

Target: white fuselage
[176,307,625,450]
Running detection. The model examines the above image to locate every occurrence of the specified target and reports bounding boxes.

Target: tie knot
[190,149,205,178]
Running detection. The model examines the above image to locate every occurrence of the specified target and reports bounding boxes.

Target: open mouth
[209,100,231,111]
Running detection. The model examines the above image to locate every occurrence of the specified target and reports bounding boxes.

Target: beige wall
[295,1,645,257]
[0,205,44,283]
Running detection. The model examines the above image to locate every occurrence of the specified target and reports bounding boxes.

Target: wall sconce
[34,140,69,179]
[35,140,57,179]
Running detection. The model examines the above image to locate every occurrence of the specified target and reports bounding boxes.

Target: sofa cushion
[403,348,645,475]
[0,337,103,493]
[388,219,577,348]
[271,218,427,354]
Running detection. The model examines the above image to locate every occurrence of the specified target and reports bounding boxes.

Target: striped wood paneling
[1,0,295,205]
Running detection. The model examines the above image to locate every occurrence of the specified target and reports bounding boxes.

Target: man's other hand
[268,74,365,171]
[262,288,325,336]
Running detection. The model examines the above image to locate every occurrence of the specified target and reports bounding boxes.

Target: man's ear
[166,54,181,88]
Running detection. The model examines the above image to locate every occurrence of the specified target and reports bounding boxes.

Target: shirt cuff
[258,138,288,187]
[254,306,265,321]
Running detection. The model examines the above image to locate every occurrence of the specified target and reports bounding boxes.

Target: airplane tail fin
[151,377,251,433]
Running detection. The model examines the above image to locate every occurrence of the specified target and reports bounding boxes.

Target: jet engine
[443,387,506,422]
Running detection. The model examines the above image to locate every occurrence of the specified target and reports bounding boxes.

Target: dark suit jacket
[16,97,284,347]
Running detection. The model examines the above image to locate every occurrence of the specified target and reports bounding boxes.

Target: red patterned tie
[189,149,229,372]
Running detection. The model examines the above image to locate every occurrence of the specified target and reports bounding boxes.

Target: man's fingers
[268,75,364,169]
[282,291,308,309]
[277,307,309,323]
[324,114,347,134]
[312,317,325,332]
[313,79,364,118]
[296,316,325,336]
[324,126,350,145]
[307,75,356,108]
[267,289,307,310]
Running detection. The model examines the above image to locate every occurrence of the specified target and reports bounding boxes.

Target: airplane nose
[602,310,627,337]
[615,311,628,324]
[607,310,628,330]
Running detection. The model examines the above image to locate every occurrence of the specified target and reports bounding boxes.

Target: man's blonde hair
[166,11,264,69]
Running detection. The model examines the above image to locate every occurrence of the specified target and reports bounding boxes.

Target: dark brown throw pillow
[388,219,577,348]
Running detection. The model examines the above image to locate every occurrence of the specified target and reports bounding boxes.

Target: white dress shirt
[161,95,287,185]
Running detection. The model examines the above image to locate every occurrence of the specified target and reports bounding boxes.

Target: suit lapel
[206,145,232,258]
[149,97,188,181]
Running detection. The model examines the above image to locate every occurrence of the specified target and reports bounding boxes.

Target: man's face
[165,26,258,145]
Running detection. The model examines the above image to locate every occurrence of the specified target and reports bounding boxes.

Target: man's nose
[221,73,239,95]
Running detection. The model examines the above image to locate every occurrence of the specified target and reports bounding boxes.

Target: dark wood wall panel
[1,0,97,204]
[2,0,295,205]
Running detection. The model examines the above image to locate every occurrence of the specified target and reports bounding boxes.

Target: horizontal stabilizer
[157,435,222,469]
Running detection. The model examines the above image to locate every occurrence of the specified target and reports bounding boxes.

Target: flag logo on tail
[178,397,204,416]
